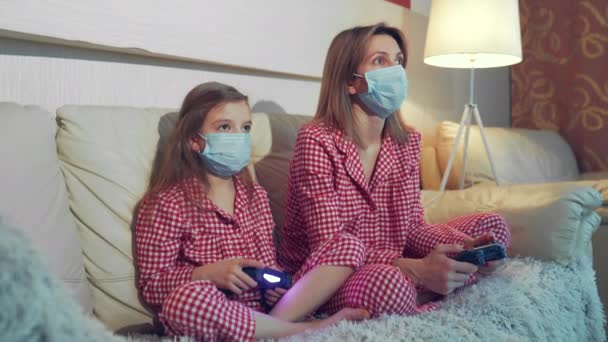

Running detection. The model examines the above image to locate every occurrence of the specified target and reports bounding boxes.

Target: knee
[161,281,219,324]
[353,264,418,316]
[327,232,366,266]
[160,281,254,340]
[339,232,366,259]
[480,213,511,247]
[296,233,366,280]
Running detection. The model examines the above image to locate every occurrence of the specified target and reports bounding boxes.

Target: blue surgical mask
[198,133,252,177]
[354,65,408,119]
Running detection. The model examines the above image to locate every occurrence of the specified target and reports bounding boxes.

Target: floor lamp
[423,0,523,192]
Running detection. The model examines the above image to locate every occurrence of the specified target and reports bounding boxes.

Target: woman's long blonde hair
[315,22,410,145]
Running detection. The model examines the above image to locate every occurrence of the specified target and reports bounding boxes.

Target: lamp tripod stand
[439,67,501,192]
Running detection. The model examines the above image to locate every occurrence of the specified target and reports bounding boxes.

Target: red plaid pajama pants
[295,212,511,317]
[160,280,259,342]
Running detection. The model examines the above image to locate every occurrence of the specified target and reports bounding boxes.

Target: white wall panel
[0,0,407,78]
[0,37,320,115]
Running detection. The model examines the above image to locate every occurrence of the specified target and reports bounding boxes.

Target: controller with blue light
[242,267,292,290]
[452,243,507,266]
[242,267,292,312]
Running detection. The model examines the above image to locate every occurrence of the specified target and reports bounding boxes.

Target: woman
[271,23,511,321]
[135,82,367,341]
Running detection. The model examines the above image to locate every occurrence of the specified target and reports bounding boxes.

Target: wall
[0,0,511,145]
[0,36,321,116]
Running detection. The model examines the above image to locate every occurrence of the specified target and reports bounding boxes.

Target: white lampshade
[424,0,522,69]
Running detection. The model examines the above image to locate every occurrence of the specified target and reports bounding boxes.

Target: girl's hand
[193,258,265,295]
[264,287,288,306]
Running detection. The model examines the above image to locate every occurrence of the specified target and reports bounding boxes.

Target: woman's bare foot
[309,308,370,330]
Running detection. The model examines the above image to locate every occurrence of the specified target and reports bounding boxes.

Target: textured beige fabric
[250,112,310,229]
[55,105,174,330]
[423,182,602,264]
[0,102,91,313]
[435,121,580,189]
[420,146,442,191]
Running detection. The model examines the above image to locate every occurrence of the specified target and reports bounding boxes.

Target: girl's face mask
[198,132,251,177]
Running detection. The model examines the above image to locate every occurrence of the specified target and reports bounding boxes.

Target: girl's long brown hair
[142,82,253,202]
[315,22,410,145]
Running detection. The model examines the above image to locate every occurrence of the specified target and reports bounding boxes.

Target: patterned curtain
[511,0,608,172]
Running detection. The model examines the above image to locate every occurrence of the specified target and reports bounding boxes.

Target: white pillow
[436,121,580,189]
[0,102,91,313]
[56,105,173,330]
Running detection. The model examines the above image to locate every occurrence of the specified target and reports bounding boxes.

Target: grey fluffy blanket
[1,221,605,341]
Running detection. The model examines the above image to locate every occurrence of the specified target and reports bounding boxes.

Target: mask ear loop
[197,133,207,153]
[351,73,369,96]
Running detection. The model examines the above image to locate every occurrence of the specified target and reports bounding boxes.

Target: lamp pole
[439,59,501,192]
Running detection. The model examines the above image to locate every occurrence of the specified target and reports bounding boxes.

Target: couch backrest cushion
[436,121,580,189]
[250,113,311,229]
[56,105,172,330]
[0,102,91,313]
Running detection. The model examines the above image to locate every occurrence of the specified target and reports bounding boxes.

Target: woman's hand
[394,244,478,295]
[264,287,288,306]
[462,232,495,250]
[463,232,504,275]
[192,259,265,295]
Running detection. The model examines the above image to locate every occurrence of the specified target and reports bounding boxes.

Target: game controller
[242,267,292,290]
[453,243,506,265]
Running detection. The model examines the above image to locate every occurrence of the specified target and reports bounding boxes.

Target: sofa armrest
[475,179,608,224]
[422,183,603,263]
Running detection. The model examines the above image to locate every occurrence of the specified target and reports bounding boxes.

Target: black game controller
[453,243,507,266]
[242,267,292,290]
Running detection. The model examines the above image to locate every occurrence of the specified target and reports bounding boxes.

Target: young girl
[270,23,511,321]
[135,82,368,341]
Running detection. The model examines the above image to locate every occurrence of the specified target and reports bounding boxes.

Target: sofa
[420,120,608,318]
[0,102,606,341]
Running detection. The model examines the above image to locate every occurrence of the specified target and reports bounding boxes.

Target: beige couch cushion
[436,121,580,189]
[423,182,603,263]
[0,102,91,313]
[56,105,173,330]
[250,112,311,229]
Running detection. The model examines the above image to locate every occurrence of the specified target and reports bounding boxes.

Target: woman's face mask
[354,65,408,119]
[198,132,252,178]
